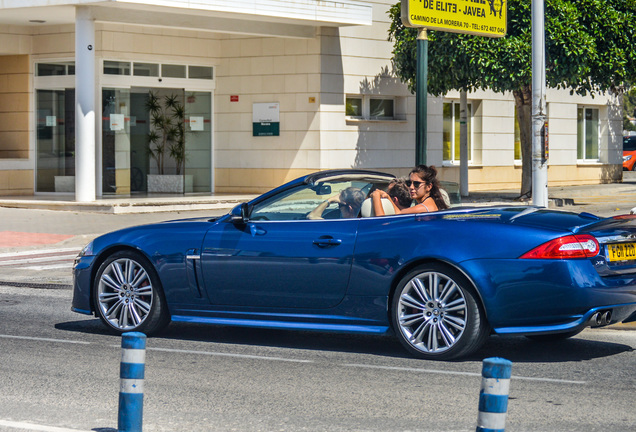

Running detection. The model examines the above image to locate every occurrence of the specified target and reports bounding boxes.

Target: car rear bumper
[493,302,636,335]
[461,258,636,334]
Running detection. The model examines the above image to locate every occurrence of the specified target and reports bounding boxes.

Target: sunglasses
[405,180,426,189]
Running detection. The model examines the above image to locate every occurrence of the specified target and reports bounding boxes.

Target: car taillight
[520,234,599,259]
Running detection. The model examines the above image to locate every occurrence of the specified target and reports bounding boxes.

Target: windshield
[249,178,391,221]
[623,136,636,151]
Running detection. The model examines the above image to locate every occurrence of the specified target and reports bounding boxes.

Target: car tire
[93,250,169,335]
[391,263,489,360]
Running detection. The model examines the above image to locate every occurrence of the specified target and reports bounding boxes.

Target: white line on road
[0,420,91,432]
[0,255,77,266]
[344,363,587,385]
[0,334,91,345]
[0,333,589,384]
[147,346,315,363]
[0,248,80,259]
[21,263,74,271]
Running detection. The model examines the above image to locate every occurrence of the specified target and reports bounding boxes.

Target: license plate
[607,242,636,262]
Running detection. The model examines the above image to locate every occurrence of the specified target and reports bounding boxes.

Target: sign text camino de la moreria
[402,0,507,38]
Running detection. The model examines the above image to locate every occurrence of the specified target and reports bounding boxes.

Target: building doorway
[101,87,212,195]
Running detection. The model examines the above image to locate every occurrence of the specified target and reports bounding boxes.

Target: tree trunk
[514,85,532,198]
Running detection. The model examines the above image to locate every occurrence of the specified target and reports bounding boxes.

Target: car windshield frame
[248,174,394,221]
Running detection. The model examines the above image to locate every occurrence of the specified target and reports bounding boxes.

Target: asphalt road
[1,192,636,431]
[0,282,635,432]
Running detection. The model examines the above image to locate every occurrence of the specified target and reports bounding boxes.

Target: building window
[188,65,213,80]
[345,95,402,121]
[346,97,362,117]
[514,107,521,160]
[104,61,131,75]
[369,98,394,120]
[133,63,159,77]
[577,107,599,160]
[162,64,186,78]
[36,62,74,76]
[443,101,472,163]
[102,61,214,81]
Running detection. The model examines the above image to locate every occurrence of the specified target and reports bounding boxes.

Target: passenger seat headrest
[360,197,396,217]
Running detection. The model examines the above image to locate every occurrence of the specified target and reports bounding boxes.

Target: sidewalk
[2,176,636,215]
[0,193,259,214]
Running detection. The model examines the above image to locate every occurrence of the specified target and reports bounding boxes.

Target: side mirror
[229,202,249,224]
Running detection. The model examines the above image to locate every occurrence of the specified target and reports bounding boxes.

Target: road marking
[0,420,91,432]
[0,334,91,345]
[0,248,80,259]
[21,263,74,271]
[0,248,79,271]
[0,255,77,265]
[147,346,315,363]
[344,363,587,385]
[0,333,592,384]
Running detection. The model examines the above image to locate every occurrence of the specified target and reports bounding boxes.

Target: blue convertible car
[72,170,636,360]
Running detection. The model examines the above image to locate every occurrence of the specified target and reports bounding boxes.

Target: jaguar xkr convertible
[72,170,636,360]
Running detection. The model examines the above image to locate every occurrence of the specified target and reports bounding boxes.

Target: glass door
[36,89,75,192]
[102,86,212,195]
[185,91,212,193]
[102,88,131,194]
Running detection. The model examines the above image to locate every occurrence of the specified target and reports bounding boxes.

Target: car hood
[88,216,220,254]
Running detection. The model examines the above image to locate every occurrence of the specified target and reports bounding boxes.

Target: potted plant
[145,91,192,193]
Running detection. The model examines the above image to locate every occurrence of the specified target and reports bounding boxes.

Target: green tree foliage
[389,0,636,195]
[146,92,187,175]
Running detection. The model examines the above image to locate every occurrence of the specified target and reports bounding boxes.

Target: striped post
[118,332,146,432]
[476,357,512,432]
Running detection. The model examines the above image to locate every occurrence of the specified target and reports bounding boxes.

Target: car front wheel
[93,250,169,334]
[391,264,489,360]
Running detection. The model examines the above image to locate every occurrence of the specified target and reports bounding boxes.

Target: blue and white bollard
[118,332,146,432]
[476,357,512,432]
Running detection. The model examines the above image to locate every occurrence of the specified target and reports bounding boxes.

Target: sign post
[532,0,548,207]
[416,28,428,166]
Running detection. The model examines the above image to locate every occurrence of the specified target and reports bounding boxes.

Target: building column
[75,6,96,202]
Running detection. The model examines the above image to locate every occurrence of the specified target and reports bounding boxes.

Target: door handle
[250,224,267,237]
[313,236,342,248]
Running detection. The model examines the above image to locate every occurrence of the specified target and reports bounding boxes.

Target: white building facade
[0,0,623,200]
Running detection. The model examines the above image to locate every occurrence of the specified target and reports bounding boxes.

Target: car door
[199,179,371,309]
[199,218,359,309]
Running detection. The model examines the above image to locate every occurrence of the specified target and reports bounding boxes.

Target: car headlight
[624,155,632,162]
[77,241,94,258]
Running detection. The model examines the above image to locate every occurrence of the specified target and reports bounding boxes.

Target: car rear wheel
[93,250,169,335]
[391,264,489,360]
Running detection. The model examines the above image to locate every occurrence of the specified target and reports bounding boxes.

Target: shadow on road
[466,333,633,363]
[56,319,632,363]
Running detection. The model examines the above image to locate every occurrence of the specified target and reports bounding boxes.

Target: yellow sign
[402,0,507,38]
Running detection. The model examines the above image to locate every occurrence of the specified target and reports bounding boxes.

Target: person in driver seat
[307,186,365,220]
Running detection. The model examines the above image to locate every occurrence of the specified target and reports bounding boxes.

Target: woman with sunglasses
[371,165,449,215]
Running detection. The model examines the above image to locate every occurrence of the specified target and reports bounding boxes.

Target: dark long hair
[410,165,449,210]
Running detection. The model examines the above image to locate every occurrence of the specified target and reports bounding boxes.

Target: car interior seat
[360,197,396,217]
